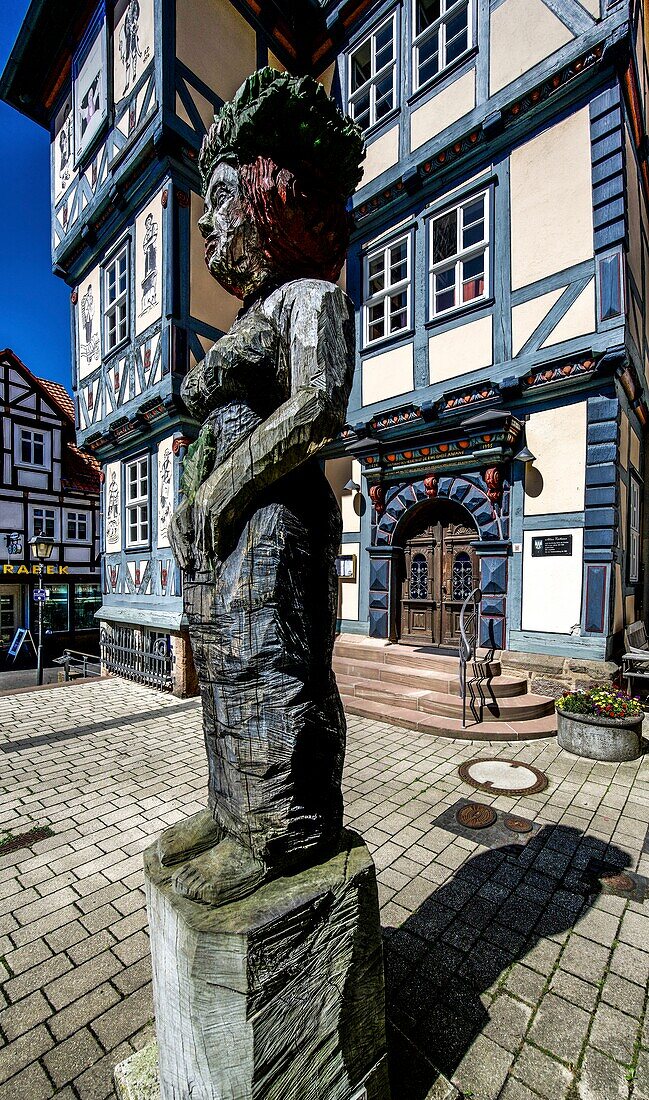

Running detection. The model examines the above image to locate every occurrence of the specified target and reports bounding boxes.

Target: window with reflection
[348,14,397,133]
[363,233,412,345]
[413,0,472,91]
[410,553,429,599]
[429,190,489,318]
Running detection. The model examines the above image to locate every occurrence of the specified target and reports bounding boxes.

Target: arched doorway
[397,500,479,648]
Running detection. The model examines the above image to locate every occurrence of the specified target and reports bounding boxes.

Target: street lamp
[29,533,54,686]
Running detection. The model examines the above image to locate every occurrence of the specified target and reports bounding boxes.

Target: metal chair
[622,622,649,695]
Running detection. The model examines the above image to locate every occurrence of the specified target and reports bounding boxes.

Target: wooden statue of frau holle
[161,69,365,907]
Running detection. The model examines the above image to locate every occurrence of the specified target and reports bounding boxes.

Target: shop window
[43,585,69,633]
[103,243,130,353]
[348,14,397,133]
[429,190,490,318]
[0,594,17,645]
[67,511,89,541]
[20,429,45,467]
[413,0,473,91]
[629,473,642,584]
[125,454,149,546]
[363,233,412,346]
[74,583,101,630]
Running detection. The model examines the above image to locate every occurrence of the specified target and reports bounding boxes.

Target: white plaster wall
[541,279,596,348]
[510,109,594,290]
[176,0,256,103]
[524,402,586,515]
[359,126,399,189]
[511,288,564,356]
[490,0,573,94]
[339,542,360,620]
[521,527,583,633]
[428,316,492,384]
[190,192,240,332]
[362,343,414,406]
[135,189,164,337]
[410,70,476,152]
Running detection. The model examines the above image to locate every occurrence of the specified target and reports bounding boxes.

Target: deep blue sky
[0,1,71,390]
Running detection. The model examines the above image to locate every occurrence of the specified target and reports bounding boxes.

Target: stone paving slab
[0,677,648,1099]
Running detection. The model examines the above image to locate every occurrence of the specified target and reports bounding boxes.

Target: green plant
[556,685,644,720]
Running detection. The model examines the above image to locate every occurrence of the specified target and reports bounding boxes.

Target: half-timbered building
[0,350,100,659]
[2,0,648,711]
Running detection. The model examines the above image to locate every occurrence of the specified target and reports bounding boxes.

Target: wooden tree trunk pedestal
[115,829,390,1100]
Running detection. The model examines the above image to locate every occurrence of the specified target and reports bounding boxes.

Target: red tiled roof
[63,442,101,494]
[39,377,75,423]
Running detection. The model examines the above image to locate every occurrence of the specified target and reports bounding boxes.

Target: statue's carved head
[198,68,365,300]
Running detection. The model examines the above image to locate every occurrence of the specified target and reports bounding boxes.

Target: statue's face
[199,161,267,299]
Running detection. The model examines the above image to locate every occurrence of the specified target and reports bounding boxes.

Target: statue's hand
[193,467,234,563]
[169,499,195,573]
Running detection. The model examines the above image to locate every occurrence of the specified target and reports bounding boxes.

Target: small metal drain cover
[459,758,548,796]
[504,815,534,834]
[600,871,635,892]
[456,803,497,829]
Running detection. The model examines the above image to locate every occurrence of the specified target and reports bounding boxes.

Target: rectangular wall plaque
[531,534,573,557]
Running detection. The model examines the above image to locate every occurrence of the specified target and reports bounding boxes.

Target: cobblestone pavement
[1,678,648,1100]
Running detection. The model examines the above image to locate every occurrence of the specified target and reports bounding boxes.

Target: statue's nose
[198,213,211,238]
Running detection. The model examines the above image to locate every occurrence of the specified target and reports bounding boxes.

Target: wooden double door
[399,503,478,648]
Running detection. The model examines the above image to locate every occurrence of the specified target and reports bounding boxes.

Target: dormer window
[348,14,398,133]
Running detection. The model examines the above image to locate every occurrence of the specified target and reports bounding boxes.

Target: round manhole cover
[458,758,548,796]
[456,803,497,830]
[504,815,534,834]
[600,871,635,892]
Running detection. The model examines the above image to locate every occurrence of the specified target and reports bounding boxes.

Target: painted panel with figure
[157,437,174,549]
[53,95,74,202]
[113,0,154,106]
[105,460,122,552]
[77,266,101,380]
[135,191,164,336]
[73,7,108,162]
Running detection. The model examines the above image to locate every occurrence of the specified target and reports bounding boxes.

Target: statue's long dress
[181,280,353,870]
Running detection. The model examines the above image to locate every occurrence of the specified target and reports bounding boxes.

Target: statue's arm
[193,283,354,560]
[180,345,221,419]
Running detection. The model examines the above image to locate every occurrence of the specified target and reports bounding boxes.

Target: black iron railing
[100,626,174,691]
[459,587,482,727]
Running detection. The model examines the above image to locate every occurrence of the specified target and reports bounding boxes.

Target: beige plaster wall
[362,342,414,406]
[428,316,493,384]
[325,457,363,533]
[410,70,475,152]
[522,527,583,633]
[626,128,643,291]
[176,0,256,104]
[541,278,596,348]
[490,0,573,95]
[630,427,641,471]
[189,192,240,333]
[511,287,563,356]
[339,541,360,620]
[510,109,594,290]
[613,563,623,632]
[359,126,399,189]
[524,402,587,515]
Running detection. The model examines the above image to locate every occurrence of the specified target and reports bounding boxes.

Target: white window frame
[363,233,412,347]
[125,455,149,548]
[31,506,57,540]
[65,510,90,542]
[412,0,473,93]
[19,427,46,468]
[103,242,130,354]
[428,189,490,320]
[629,472,642,585]
[348,13,398,134]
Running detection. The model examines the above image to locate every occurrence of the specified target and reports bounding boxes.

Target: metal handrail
[459,587,482,728]
[53,648,101,681]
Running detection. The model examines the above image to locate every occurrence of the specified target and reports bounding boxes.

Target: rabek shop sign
[531,535,573,557]
[2,564,70,574]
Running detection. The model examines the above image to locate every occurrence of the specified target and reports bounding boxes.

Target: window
[20,429,45,466]
[104,244,129,352]
[32,508,56,539]
[74,583,101,630]
[629,474,642,584]
[410,554,429,599]
[42,585,69,633]
[413,0,472,91]
[66,511,89,541]
[452,552,473,600]
[125,455,149,546]
[1,594,17,645]
[364,234,411,345]
[429,190,489,318]
[348,14,397,133]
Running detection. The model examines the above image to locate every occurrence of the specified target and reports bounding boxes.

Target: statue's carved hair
[199,68,365,283]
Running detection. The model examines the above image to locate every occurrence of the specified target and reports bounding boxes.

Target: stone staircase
[334,635,557,741]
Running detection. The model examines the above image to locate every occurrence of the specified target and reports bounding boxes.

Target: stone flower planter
[556,707,644,762]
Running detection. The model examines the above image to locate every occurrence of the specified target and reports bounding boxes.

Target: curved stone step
[333,655,529,699]
[340,693,557,741]
[334,635,501,677]
[339,678,554,722]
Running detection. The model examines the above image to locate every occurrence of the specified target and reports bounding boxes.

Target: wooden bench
[622,622,649,695]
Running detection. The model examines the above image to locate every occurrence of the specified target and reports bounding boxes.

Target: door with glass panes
[399,503,478,647]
